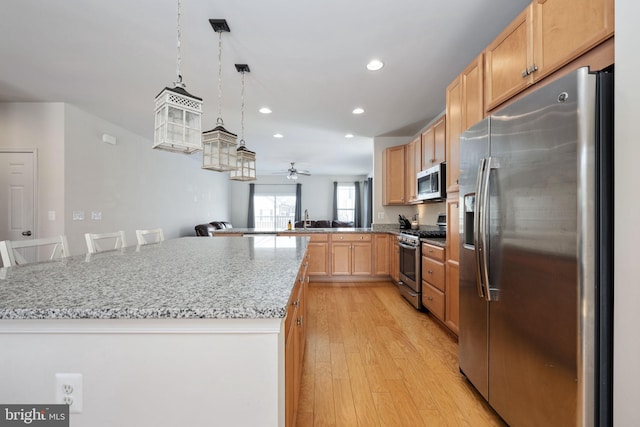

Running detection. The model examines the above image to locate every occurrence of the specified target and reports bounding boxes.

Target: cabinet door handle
[522,68,529,77]
[296,316,303,327]
[427,270,433,274]
[293,299,299,307]
[359,236,363,240]
[427,296,434,301]
[527,64,538,74]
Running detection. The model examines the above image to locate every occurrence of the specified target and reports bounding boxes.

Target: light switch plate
[72,211,84,221]
[91,211,102,220]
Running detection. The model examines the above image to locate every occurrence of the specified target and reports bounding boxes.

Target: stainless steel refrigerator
[458,67,613,427]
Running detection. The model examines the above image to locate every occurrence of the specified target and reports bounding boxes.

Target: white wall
[229,174,368,228]
[62,104,230,254]
[614,2,640,425]
[0,102,231,256]
[0,103,66,241]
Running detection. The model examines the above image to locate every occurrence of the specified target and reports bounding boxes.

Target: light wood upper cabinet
[433,116,446,165]
[485,0,614,111]
[422,114,446,169]
[534,0,614,79]
[462,54,485,131]
[405,136,421,203]
[383,145,406,205]
[485,5,534,111]
[446,76,462,194]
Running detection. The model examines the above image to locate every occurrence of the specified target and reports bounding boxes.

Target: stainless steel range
[397,218,446,309]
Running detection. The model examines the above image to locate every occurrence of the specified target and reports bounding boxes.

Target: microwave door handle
[474,158,487,299]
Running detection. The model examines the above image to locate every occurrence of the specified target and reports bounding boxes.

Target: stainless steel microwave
[417,163,446,201]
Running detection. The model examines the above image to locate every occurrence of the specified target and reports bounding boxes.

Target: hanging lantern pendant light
[153,0,203,154]
[230,64,257,181]
[202,20,239,172]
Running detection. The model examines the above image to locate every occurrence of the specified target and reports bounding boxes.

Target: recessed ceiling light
[259,107,272,114]
[273,133,284,138]
[352,108,365,115]
[345,133,354,138]
[366,59,384,71]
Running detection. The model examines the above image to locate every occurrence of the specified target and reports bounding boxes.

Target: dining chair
[135,228,165,245]
[0,235,70,267]
[84,231,127,254]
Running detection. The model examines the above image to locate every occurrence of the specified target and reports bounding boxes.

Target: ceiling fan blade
[297,171,311,175]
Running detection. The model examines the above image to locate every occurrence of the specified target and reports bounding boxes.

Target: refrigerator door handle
[479,157,495,302]
[474,158,487,299]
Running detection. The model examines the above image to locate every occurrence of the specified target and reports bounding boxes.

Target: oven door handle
[398,241,419,250]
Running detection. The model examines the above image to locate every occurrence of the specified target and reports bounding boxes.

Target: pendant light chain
[240,70,245,146]
[217,30,224,125]
[175,0,183,86]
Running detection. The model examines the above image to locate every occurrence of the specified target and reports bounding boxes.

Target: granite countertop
[0,236,308,320]
[213,225,449,248]
[214,227,381,235]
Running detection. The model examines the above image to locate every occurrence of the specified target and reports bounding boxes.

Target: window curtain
[363,177,373,227]
[332,181,338,221]
[295,183,302,222]
[354,181,362,227]
[247,183,255,228]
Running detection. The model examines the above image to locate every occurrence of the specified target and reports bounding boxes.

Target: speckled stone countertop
[0,236,308,320]
[214,227,384,235]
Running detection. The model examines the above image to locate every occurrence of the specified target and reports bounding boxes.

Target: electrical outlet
[55,373,83,413]
[72,211,84,221]
[377,212,385,220]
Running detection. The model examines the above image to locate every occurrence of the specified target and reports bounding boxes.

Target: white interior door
[0,150,36,264]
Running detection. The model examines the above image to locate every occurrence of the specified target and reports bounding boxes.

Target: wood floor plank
[330,342,349,380]
[371,392,401,427]
[314,361,336,427]
[332,378,358,427]
[345,352,381,427]
[300,282,505,427]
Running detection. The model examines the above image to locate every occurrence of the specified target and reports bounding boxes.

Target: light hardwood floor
[296,282,505,427]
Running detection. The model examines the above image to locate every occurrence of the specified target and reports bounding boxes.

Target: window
[336,183,355,222]
[254,194,296,230]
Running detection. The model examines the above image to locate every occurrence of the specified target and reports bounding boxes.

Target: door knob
[22,231,32,236]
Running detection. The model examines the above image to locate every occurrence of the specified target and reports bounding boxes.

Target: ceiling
[0,0,529,176]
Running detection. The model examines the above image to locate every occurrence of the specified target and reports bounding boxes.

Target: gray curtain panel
[295,183,302,222]
[354,181,361,227]
[247,183,255,228]
[364,177,373,227]
[332,181,338,221]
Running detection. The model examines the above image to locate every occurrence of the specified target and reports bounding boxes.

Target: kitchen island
[0,236,309,427]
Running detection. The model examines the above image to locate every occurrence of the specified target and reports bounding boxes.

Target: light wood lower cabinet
[330,234,372,276]
[445,260,460,335]
[285,258,308,427]
[279,233,329,277]
[373,234,390,276]
[390,237,399,284]
[421,242,446,323]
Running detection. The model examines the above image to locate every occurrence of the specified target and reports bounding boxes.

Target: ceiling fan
[273,162,311,180]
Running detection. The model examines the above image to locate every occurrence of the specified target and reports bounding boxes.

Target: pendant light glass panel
[230,145,256,181]
[153,87,203,153]
[229,65,256,181]
[153,0,202,153]
[202,125,238,171]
